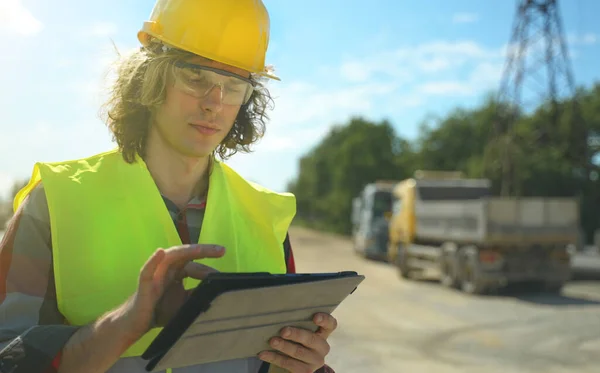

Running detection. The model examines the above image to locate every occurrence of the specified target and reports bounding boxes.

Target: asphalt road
[288,226,600,373]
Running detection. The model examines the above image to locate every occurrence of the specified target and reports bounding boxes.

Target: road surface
[288,226,600,373]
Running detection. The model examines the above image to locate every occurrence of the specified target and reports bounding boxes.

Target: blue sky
[1,0,599,199]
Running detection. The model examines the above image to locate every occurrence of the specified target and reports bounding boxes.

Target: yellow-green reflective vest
[13,149,296,358]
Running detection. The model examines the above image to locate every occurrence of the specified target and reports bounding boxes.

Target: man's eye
[187,77,207,84]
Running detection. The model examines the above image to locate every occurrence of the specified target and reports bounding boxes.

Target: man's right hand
[120,244,226,342]
[56,244,225,373]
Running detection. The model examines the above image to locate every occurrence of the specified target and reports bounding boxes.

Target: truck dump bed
[413,179,579,245]
[485,198,579,244]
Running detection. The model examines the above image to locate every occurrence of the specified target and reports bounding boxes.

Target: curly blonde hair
[100,40,274,163]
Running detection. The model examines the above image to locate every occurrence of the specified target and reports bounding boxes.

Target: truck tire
[544,281,564,294]
[459,247,488,295]
[440,243,459,288]
[396,244,414,280]
[352,236,366,258]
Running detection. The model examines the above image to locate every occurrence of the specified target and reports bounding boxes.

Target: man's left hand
[258,313,337,373]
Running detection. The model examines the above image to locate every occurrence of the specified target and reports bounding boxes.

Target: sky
[0,0,599,200]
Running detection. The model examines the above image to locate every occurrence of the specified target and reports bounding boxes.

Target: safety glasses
[172,61,255,105]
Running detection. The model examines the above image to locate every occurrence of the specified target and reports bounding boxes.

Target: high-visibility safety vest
[14,149,296,358]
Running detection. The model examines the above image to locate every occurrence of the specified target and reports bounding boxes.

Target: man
[0,0,338,372]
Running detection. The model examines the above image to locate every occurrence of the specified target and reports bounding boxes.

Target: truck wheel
[396,244,414,280]
[352,236,359,253]
[352,237,366,258]
[544,282,564,294]
[460,248,488,295]
[440,243,459,288]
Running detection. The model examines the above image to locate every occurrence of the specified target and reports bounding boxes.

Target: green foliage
[287,117,413,234]
[289,83,600,242]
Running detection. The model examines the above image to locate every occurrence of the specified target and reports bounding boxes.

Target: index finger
[154,244,225,282]
[165,244,225,263]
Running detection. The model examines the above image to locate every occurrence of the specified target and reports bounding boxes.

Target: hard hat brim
[137,30,281,82]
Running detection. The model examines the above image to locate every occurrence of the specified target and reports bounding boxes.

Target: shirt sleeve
[0,183,79,373]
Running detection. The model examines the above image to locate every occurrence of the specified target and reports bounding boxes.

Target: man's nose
[200,84,223,113]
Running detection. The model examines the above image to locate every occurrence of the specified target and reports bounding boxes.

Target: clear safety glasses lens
[173,62,254,106]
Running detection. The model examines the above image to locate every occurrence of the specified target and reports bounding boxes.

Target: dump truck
[388,171,579,294]
[351,180,396,260]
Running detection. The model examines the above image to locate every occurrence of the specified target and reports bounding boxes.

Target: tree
[288,117,410,234]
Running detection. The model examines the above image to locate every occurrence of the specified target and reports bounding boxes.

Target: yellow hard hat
[138,0,279,80]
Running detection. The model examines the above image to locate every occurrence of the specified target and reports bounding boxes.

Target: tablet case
[142,272,364,372]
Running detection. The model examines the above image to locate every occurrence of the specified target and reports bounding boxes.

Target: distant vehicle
[387,170,578,295]
[351,181,397,260]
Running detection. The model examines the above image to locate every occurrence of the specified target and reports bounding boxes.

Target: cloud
[339,40,502,83]
[580,33,598,45]
[85,22,118,38]
[417,61,504,97]
[248,79,399,154]
[340,62,373,83]
[452,12,479,24]
[419,81,474,96]
[339,57,414,83]
[0,0,43,36]
[415,41,495,59]
[257,127,330,152]
[419,57,453,73]
[567,32,598,46]
[271,81,397,125]
[336,40,504,101]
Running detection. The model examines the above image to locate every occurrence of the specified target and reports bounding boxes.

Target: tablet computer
[141,271,364,371]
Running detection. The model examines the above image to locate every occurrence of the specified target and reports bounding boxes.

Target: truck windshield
[372,191,392,216]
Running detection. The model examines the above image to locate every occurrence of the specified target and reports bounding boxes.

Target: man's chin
[179,146,215,160]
